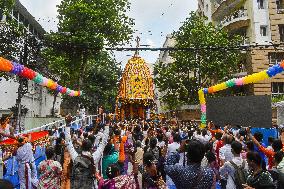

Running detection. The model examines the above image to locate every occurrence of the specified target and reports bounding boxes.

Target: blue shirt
[164,153,215,189]
[254,143,267,166]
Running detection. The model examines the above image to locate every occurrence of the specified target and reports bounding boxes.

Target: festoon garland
[0,57,82,96]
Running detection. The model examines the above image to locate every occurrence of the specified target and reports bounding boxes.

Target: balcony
[277,4,284,14]
[281,34,284,42]
[241,37,250,45]
[212,0,246,21]
[220,9,250,31]
[232,62,248,77]
[277,0,284,13]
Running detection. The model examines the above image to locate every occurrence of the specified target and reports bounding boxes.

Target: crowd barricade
[2,115,98,188]
[18,115,98,135]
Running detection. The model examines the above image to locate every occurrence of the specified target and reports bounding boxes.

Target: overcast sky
[19,0,198,66]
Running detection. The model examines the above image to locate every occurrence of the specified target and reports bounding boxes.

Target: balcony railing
[277,4,284,14]
[214,0,225,6]
[280,35,284,42]
[220,9,248,27]
[240,37,250,45]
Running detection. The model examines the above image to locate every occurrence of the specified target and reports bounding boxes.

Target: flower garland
[0,57,82,97]
[117,56,154,106]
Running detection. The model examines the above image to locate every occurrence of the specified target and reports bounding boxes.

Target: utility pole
[16,38,28,133]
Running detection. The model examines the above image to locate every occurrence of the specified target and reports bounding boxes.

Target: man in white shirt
[219,134,234,166]
[167,134,181,155]
[65,114,109,189]
[193,129,211,144]
[220,141,248,189]
[16,137,38,189]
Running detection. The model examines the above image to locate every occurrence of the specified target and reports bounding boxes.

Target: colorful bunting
[198,60,284,128]
[0,57,82,97]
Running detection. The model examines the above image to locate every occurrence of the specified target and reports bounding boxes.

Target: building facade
[198,0,284,96]
[0,0,61,124]
[1,0,45,36]
[154,35,201,120]
[154,34,176,114]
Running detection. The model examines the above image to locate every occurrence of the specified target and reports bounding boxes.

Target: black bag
[70,154,96,189]
[269,169,284,189]
[277,171,284,189]
[220,178,227,189]
[230,160,247,189]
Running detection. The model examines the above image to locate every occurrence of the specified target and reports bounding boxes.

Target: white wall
[204,0,212,23]
[0,77,19,114]
[0,77,62,118]
[40,88,62,117]
[24,117,62,131]
[251,0,271,44]
[155,35,176,113]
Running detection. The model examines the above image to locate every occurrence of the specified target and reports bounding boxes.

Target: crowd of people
[1,113,284,189]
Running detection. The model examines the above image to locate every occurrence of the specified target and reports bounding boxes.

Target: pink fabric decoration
[235,78,244,86]
[201,104,206,113]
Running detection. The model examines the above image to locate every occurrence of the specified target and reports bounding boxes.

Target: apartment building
[1,0,45,36]
[0,0,61,122]
[154,35,201,120]
[198,0,284,96]
[154,35,176,113]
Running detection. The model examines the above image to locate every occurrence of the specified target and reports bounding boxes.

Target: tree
[45,0,134,88]
[0,2,47,130]
[78,51,122,112]
[0,22,21,61]
[44,0,134,112]
[0,0,17,61]
[0,0,15,14]
[154,12,243,110]
[55,51,122,113]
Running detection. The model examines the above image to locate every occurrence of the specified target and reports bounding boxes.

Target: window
[29,25,34,33]
[6,15,11,22]
[269,52,284,66]
[277,0,284,13]
[272,82,284,94]
[24,18,29,28]
[206,4,209,12]
[0,9,3,21]
[12,9,18,20]
[19,13,24,23]
[277,0,284,9]
[279,25,284,42]
[258,0,265,9]
[260,26,267,36]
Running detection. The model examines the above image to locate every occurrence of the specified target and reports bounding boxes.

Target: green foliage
[46,0,134,54]
[59,51,122,112]
[0,3,48,122]
[56,0,134,47]
[0,21,20,80]
[79,51,122,112]
[9,104,29,116]
[44,0,134,111]
[154,12,243,109]
[0,0,15,14]
[0,11,30,62]
[0,10,46,81]
[272,94,284,103]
